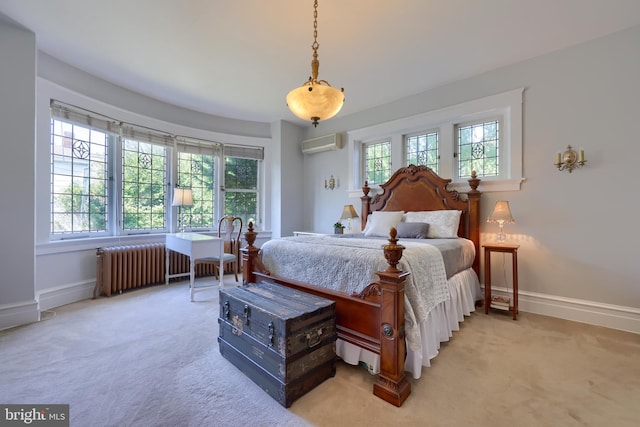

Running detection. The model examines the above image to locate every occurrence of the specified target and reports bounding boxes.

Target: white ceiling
[2,0,640,126]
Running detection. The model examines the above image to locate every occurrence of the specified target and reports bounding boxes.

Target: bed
[241,165,482,406]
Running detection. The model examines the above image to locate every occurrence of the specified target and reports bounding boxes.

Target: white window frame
[454,117,502,179]
[176,150,219,231]
[362,139,392,186]
[120,138,169,233]
[223,155,262,229]
[50,119,111,238]
[48,104,265,240]
[346,88,524,197]
[404,128,440,173]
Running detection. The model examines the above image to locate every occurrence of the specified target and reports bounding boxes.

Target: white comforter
[260,235,450,352]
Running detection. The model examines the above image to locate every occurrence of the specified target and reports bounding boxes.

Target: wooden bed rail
[240,222,411,407]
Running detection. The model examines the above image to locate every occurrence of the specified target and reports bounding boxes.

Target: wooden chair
[196,216,243,282]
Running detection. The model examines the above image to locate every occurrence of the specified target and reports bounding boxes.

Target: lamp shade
[172,188,193,207]
[286,83,345,124]
[340,205,359,220]
[487,201,515,224]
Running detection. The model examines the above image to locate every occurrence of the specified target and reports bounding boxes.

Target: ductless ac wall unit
[301,133,342,154]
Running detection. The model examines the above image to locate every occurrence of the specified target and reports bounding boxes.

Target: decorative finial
[382,227,405,273]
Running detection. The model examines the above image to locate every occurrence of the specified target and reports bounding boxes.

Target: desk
[483,243,519,320]
[166,232,224,301]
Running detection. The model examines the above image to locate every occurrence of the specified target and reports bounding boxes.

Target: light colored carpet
[1,276,639,427]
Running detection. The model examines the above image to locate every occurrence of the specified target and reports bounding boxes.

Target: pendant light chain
[313,0,319,53]
[286,0,345,126]
[311,0,320,81]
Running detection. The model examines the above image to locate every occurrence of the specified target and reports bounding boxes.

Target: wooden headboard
[360,164,482,275]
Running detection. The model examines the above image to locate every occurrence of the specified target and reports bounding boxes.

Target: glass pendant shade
[286,0,344,127]
[286,83,344,125]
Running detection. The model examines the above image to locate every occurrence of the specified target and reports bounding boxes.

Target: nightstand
[483,243,519,320]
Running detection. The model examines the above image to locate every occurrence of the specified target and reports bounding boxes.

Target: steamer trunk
[218,282,336,407]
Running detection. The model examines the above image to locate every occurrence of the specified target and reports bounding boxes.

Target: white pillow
[404,210,462,238]
[363,211,405,237]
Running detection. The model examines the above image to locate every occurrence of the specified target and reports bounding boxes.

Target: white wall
[0,21,282,329]
[2,17,639,333]
[300,25,640,332]
[31,76,277,313]
[0,18,38,328]
[303,145,353,234]
[270,121,305,238]
[38,53,271,140]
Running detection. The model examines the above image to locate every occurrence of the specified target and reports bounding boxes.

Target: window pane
[225,191,257,227]
[177,152,216,229]
[405,131,439,172]
[51,119,108,235]
[225,157,258,227]
[457,120,500,178]
[225,157,258,190]
[122,139,167,231]
[364,141,391,185]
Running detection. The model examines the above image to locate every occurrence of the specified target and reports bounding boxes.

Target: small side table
[483,243,519,320]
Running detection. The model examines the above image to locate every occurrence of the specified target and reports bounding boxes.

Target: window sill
[449,177,525,193]
[37,229,273,256]
[347,177,525,199]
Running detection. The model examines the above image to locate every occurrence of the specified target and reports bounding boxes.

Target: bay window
[49,100,263,239]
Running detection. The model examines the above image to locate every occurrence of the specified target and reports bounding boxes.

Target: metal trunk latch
[268,321,275,347]
[243,304,250,325]
[223,301,230,320]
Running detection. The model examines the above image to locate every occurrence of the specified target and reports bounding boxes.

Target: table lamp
[172,187,193,233]
[340,205,359,233]
[486,200,515,242]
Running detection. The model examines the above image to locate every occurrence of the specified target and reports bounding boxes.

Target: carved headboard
[360,165,482,274]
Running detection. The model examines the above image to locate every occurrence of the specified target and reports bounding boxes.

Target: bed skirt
[336,268,481,379]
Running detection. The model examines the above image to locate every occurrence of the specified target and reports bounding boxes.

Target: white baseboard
[0,300,39,331]
[487,286,640,334]
[37,280,95,311]
[4,281,639,335]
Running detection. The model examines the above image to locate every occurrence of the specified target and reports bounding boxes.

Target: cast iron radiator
[95,243,218,297]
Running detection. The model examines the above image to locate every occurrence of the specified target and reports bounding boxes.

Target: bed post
[467,171,481,276]
[373,228,411,407]
[361,181,372,231]
[241,221,260,285]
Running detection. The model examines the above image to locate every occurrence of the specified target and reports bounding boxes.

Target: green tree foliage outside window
[364,141,391,185]
[224,157,258,227]
[457,120,499,178]
[177,152,216,229]
[51,119,108,234]
[406,131,439,173]
[122,140,167,230]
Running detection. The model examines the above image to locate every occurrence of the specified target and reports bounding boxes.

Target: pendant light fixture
[286,0,345,127]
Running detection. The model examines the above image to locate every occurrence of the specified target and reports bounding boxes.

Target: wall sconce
[555,145,586,173]
[324,175,335,190]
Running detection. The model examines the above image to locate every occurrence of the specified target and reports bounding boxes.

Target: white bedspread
[260,235,450,352]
